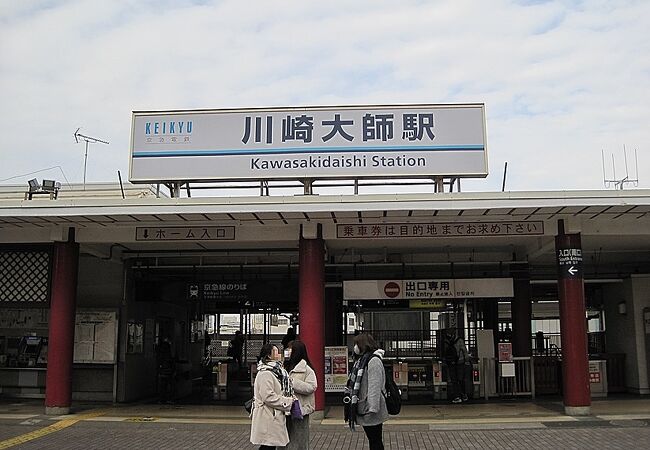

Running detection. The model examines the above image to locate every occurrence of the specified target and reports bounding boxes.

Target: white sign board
[343,278,514,300]
[129,104,487,182]
[337,221,544,239]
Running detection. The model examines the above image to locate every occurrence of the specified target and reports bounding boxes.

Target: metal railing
[207,334,286,364]
[481,357,535,399]
[531,331,606,357]
[369,329,477,361]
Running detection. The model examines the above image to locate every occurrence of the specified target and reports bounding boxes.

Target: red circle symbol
[383,282,401,298]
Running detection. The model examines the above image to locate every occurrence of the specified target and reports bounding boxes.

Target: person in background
[156,336,176,404]
[345,332,388,450]
[250,344,294,450]
[444,329,470,404]
[230,330,245,369]
[283,340,317,450]
[501,325,513,343]
[281,327,296,350]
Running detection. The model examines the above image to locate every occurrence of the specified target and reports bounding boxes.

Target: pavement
[0,396,649,449]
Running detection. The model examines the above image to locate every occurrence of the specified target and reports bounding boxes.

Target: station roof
[1,183,648,277]
[0,184,649,228]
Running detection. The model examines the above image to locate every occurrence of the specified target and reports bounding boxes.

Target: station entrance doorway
[342,286,509,403]
[128,262,300,405]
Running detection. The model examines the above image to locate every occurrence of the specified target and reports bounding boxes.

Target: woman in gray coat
[344,332,388,450]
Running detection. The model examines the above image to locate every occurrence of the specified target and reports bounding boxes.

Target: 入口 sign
[557,247,583,278]
[129,104,487,182]
[135,226,235,241]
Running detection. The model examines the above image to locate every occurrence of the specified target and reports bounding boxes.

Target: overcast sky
[1,0,648,194]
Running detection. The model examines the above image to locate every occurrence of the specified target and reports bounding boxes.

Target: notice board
[73,311,118,364]
[324,346,349,392]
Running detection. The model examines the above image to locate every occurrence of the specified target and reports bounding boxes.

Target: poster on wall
[498,342,513,362]
[127,322,144,354]
[73,311,118,364]
[325,346,349,392]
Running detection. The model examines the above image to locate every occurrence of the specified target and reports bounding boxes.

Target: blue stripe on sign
[132,145,485,158]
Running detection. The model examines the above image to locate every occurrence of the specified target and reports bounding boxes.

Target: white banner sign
[129,104,487,182]
[343,278,514,300]
[337,221,544,238]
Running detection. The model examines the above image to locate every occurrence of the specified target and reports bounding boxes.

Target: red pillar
[555,220,591,415]
[45,231,79,415]
[299,229,325,412]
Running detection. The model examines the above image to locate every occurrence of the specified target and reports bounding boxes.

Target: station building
[1,105,649,416]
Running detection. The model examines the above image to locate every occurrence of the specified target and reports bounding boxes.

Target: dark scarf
[258,359,293,397]
[345,352,373,430]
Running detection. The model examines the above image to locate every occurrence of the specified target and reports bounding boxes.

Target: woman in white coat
[250,343,295,450]
[283,339,317,450]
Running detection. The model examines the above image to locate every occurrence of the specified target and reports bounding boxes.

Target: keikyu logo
[145,120,193,135]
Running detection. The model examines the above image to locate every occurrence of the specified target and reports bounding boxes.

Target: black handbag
[244,397,254,414]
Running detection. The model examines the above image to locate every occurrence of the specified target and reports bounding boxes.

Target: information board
[324,346,349,392]
[73,311,118,364]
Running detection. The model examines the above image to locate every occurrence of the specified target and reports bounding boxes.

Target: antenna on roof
[602,145,639,190]
[74,128,109,190]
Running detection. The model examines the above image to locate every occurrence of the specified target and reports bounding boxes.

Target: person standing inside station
[230,330,246,369]
[156,335,176,404]
[283,339,317,450]
[444,329,470,404]
[345,332,388,450]
[281,327,296,351]
[250,344,294,450]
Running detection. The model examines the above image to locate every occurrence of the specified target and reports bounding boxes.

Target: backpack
[383,373,402,415]
[370,355,401,415]
[444,337,459,364]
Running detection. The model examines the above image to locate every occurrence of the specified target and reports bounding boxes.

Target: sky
[1,0,649,194]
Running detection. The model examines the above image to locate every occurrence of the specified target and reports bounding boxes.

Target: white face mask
[353,344,361,355]
[284,349,291,359]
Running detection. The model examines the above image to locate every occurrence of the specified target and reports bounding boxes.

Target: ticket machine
[17,336,46,367]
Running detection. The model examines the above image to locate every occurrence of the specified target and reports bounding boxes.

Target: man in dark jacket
[444,329,470,404]
[230,330,245,369]
[157,336,176,403]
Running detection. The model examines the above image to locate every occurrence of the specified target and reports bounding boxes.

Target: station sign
[188,280,298,312]
[409,299,447,309]
[344,278,514,303]
[556,247,583,279]
[135,226,235,241]
[336,221,544,239]
[129,104,487,182]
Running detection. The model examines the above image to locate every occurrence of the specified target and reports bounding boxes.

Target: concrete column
[555,220,591,415]
[45,229,79,415]
[482,299,499,356]
[298,226,325,413]
[324,285,343,346]
[511,266,532,357]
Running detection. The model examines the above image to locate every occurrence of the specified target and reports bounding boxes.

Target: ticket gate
[432,360,480,401]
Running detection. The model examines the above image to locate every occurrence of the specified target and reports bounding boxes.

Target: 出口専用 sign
[129,104,487,182]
